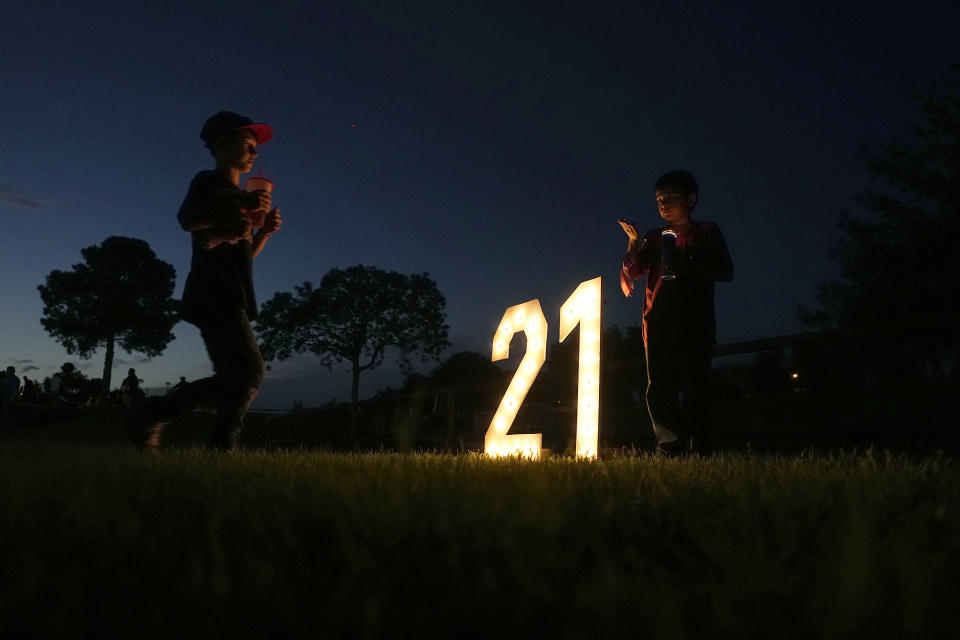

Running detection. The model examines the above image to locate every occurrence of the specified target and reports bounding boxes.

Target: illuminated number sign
[486,299,547,459]
[485,277,602,459]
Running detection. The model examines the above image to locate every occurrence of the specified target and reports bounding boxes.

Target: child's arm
[619,219,652,297]
[179,183,260,248]
[179,186,246,232]
[194,218,253,249]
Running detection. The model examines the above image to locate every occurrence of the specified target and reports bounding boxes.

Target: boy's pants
[644,334,712,449]
[151,308,264,449]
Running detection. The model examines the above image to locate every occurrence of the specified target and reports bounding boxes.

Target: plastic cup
[245,176,274,227]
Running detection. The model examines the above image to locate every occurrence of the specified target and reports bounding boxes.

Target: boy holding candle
[619,170,733,455]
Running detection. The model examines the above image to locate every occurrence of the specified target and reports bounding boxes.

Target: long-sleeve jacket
[621,220,733,345]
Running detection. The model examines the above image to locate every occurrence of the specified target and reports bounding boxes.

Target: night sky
[2,1,957,408]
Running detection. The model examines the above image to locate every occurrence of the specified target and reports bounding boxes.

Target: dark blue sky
[2,1,957,407]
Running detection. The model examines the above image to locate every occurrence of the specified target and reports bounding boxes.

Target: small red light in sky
[351,123,357,128]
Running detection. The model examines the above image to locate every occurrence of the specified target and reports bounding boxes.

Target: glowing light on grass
[559,277,602,459]
[485,299,546,459]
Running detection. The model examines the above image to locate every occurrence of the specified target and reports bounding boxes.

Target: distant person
[120,368,143,408]
[125,111,283,452]
[619,170,733,455]
[48,362,74,408]
[168,376,188,394]
[2,366,20,424]
[48,372,63,407]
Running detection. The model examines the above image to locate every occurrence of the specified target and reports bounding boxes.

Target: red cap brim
[237,123,273,144]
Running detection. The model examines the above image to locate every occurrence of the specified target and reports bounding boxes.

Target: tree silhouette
[386,351,506,449]
[799,64,960,379]
[441,351,502,384]
[38,236,179,405]
[257,265,450,408]
[401,350,504,417]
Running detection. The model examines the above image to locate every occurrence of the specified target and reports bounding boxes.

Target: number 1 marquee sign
[485,277,602,460]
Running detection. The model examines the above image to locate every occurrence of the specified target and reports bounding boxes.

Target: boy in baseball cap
[126,111,283,452]
[199,110,273,149]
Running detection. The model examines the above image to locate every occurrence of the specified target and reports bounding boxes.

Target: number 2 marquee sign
[485,276,602,460]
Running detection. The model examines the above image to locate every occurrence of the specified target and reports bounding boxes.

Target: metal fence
[261,314,959,451]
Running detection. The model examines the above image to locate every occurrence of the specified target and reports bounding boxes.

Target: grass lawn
[0,418,958,638]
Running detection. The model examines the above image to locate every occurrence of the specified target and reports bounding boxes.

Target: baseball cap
[200,111,273,146]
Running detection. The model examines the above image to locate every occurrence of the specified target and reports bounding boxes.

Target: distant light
[790,372,800,379]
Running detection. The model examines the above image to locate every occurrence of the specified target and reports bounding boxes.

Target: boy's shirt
[621,220,733,345]
[177,171,256,325]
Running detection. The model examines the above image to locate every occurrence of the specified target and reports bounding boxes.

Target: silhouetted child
[120,368,143,408]
[619,170,733,454]
[125,111,283,452]
[47,363,74,408]
[168,376,187,394]
[2,366,20,424]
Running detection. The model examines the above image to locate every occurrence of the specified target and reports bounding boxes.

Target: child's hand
[260,208,283,236]
[241,189,272,213]
[223,216,253,241]
[199,217,252,248]
[197,230,223,250]
[618,218,639,242]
